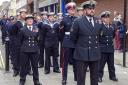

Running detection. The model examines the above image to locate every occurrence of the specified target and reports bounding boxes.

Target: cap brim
[25,17,34,20]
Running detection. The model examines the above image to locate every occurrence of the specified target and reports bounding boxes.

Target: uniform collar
[27,25,33,31]
[86,16,93,21]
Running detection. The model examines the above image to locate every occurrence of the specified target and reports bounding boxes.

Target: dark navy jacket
[99,24,115,53]
[19,26,39,52]
[71,16,102,61]
[118,23,126,38]
[43,21,60,48]
[10,20,23,36]
[60,15,77,48]
[38,21,45,42]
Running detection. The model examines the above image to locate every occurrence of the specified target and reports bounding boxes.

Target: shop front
[38,0,59,13]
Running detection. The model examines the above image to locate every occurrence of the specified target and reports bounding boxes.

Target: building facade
[16,0,27,12]
[0,1,10,16]
[38,0,59,13]
[8,0,16,16]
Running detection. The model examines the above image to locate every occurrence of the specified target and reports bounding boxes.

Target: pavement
[0,32,128,85]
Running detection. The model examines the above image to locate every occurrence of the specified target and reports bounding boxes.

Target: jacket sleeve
[19,29,24,46]
[119,24,125,33]
[70,19,79,44]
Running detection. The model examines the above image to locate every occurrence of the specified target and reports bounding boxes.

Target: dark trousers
[62,48,77,81]
[11,38,31,73]
[12,45,20,72]
[120,38,124,50]
[13,49,31,73]
[45,46,59,71]
[76,60,99,85]
[60,43,64,67]
[39,41,44,66]
[98,53,116,79]
[20,52,39,82]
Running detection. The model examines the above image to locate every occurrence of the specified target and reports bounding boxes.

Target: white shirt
[27,25,33,31]
[86,16,94,27]
[20,20,25,26]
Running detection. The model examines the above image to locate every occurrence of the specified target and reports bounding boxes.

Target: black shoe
[28,71,33,75]
[62,80,67,85]
[19,80,25,85]
[44,70,50,74]
[13,71,19,77]
[53,69,61,73]
[74,77,77,81]
[98,77,102,82]
[34,81,42,85]
[38,64,44,68]
[110,77,118,82]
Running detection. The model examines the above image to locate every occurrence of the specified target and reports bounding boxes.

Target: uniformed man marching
[59,2,77,85]
[70,0,102,85]
[98,11,118,82]
[10,9,32,77]
[10,9,27,76]
[38,11,48,68]
[19,15,42,85]
[43,12,60,74]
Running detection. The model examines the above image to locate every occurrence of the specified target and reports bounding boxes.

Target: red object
[114,30,121,50]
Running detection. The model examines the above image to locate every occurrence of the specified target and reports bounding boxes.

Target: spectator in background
[112,11,123,51]
[16,13,21,21]
[76,7,83,17]
[117,21,126,51]
[5,16,16,65]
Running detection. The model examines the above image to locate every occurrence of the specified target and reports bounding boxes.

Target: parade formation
[0,0,127,85]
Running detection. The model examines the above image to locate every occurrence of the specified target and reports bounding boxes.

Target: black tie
[71,16,74,22]
[89,18,93,27]
[29,27,32,31]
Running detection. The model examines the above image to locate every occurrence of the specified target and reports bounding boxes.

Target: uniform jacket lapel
[81,16,94,34]
[92,18,103,34]
[83,16,93,31]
